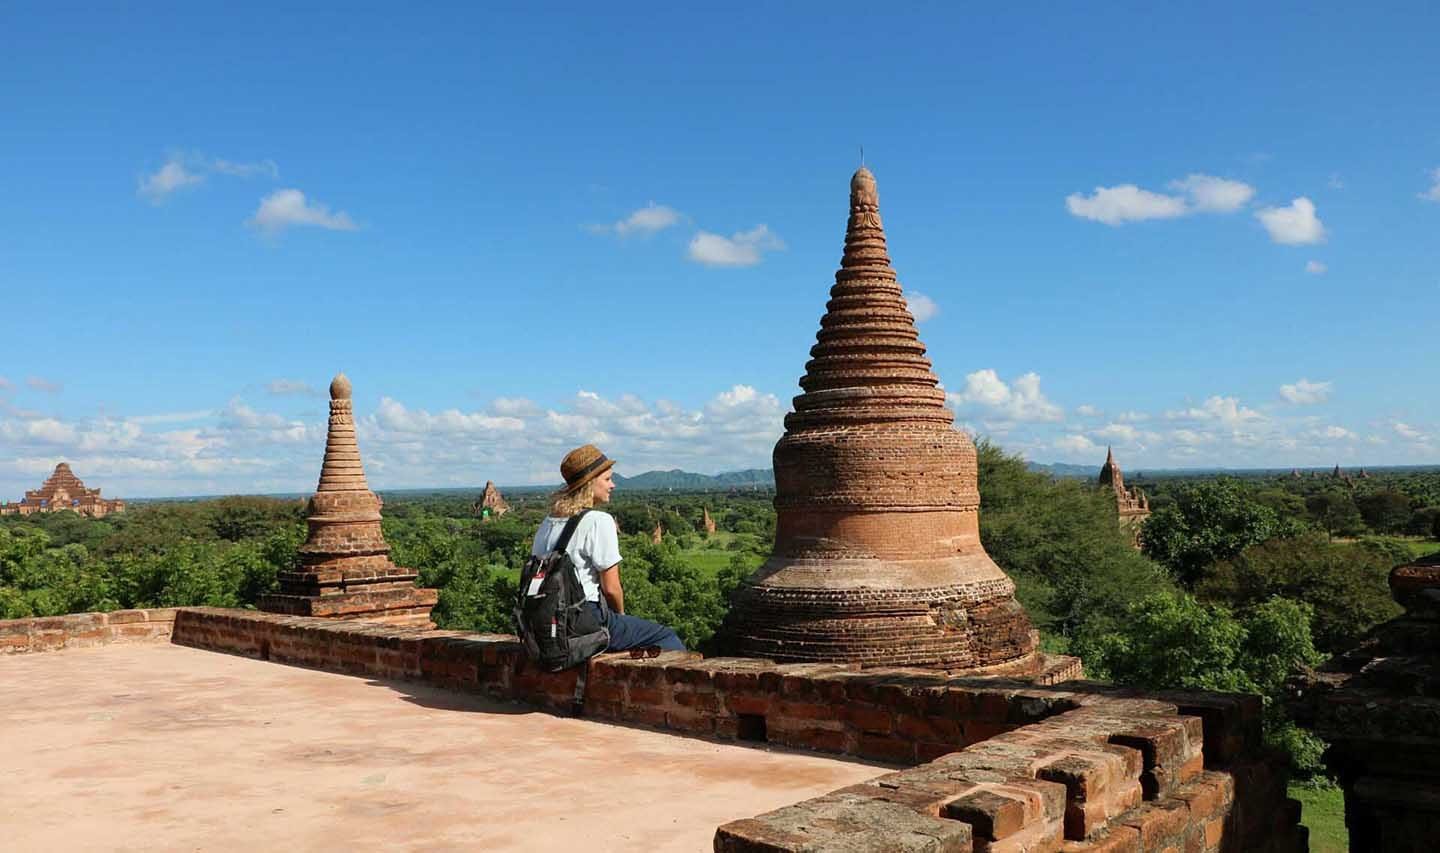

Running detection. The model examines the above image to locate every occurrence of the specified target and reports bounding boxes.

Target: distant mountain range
[613,468,775,491]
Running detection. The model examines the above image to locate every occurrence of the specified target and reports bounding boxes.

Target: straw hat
[560,444,615,494]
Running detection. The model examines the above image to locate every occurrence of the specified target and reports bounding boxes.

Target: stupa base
[722,583,1038,669]
[258,586,437,628]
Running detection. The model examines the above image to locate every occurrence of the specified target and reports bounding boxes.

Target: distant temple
[651,522,664,544]
[702,507,717,537]
[473,480,510,522]
[0,463,125,517]
[1098,448,1149,545]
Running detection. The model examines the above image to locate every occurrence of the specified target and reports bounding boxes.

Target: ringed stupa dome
[721,167,1039,671]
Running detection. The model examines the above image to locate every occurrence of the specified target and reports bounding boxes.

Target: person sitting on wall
[530,444,686,654]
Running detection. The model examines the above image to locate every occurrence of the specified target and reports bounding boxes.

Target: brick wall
[0,608,176,654]
[168,607,1305,851]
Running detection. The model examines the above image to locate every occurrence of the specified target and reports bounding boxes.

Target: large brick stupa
[722,167,1039,671]
[258,373,437,626]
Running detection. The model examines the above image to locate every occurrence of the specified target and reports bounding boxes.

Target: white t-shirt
[530,511,622,604]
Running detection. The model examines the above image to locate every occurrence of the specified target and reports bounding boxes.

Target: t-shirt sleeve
[585,513,622,571]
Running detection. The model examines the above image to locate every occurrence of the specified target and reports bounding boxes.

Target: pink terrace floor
[0,643,887,852]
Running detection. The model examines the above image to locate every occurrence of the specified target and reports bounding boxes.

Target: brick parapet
[165,607,1302,850]
[0,608,176,654]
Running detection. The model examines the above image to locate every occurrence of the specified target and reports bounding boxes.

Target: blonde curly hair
[549,484,595,518]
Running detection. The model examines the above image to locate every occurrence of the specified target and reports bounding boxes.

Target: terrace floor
[0,643,886,852]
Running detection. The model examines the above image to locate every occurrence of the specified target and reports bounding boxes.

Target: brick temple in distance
[1099,447,1150,545]
[257,373,437,626]
[0,462,125,517]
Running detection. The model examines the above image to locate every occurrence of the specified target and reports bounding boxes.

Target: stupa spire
[721,167,1039,671]
[317,372,370,493]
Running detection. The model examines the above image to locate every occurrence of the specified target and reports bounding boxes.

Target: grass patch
[1291,782,1346,853]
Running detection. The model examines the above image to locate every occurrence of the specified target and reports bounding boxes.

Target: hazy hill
[614,468,774,491]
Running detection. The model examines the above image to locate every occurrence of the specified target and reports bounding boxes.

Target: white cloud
[1305,260,1327,275]
[1115,411,1150,422]
[1053,434,1099,455]
[589,203,683,237]
[374,398,526,435]
[137,152,277,204]
[0,376,11,391]
[248,189,358,233]
[1312,426,1356,440]
[947,370,1063,422]
[1256,197,1326,245]
[1168,174,1256,212]
[266,379,321,397]
[1421,168,1440,202]
[1094,423,1144,443]
[1076,405,1101,417]
[26,377,62,393]
[904,291,938,323]
[489,397,543,418]
[1395,422,1428,442]
[687,225,785,267]
[126,410,213,425]
[1165,396,1264,427]
[1065,184,1187,225]
[138,158,205,202]
[1279,378,1332,405]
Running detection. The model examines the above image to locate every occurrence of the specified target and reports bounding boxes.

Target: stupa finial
[330,372,352,401]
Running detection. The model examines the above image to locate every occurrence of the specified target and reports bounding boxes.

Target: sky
[2,3,1438,498]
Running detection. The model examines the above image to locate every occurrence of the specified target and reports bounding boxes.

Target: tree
[976,439,1173,643]
[1082,591,1326,777]
[1200,535,1402,653]
[1355,491,1414,535]
[1140,478,1304,586]
[1305,490,1365,539]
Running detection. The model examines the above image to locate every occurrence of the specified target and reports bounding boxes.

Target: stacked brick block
[257,373,436,626]
[722,168,1038,671]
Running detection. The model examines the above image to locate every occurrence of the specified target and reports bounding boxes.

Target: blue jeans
[583,602,685,652]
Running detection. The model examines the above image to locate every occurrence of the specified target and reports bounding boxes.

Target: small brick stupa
[703,507,717,537]
[722,167,1039,670]
[258,373,437,626]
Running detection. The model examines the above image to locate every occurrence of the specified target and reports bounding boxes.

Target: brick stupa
[722,167,1039,670]
[258,373,437,626]
[473,480,510,522]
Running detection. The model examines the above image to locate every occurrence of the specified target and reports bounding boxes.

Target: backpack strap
[554,508,592,554]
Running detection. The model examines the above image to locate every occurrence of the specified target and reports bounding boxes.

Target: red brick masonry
[2,607,1306,851]
[0,608,175,654]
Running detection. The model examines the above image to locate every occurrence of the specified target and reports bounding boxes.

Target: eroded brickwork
[1295,553,1440,851]
[257,373,436,625]
[722,167,1037,670]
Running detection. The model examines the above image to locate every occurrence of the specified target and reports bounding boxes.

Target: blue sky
[2,3,1438,497]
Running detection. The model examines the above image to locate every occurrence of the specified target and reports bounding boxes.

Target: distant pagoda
[721,167,1039,671]
[473,480,510,522]
[0,463,124,518]
[1099,447,1150,546]
[258,373,437,626]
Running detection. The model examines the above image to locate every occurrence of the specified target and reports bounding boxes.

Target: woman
[530,444,685,653]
